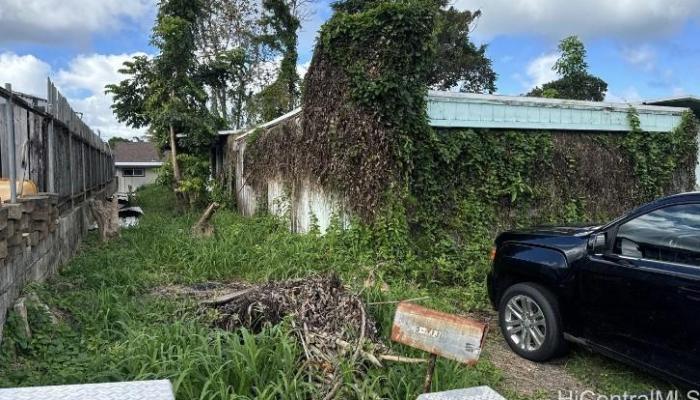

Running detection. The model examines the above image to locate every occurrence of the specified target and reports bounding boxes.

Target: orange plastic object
[0,179,38,202]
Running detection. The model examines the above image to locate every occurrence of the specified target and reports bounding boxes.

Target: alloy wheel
[504,294,547,352]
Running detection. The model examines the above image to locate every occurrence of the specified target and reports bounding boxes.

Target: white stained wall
[231,136,346,234]
[116,167,160,193]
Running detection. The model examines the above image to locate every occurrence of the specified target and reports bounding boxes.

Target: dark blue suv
[487,192,700,388]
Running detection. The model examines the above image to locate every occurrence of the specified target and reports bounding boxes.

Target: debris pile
[207,275,375,337]
[161,275,388,397]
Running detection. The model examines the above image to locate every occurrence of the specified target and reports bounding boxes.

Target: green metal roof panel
[428,91,687,133]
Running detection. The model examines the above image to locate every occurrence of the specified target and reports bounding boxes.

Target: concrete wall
[116,167,159,194]
[0,193,103,340]
[227,135,347,234]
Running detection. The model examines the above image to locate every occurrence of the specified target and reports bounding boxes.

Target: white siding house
[114,142,165,194]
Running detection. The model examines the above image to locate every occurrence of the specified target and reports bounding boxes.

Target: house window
[122,168,146,177]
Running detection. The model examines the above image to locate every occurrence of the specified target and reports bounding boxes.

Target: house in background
[114,142,165,194]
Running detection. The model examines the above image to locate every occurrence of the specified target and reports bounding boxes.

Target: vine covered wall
[231,0,699,285]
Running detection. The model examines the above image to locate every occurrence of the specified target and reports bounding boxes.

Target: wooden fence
[0,79,114,206]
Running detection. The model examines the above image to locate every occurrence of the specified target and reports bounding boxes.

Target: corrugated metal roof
[427,91,686,132]
[218,92,690,136]
[644,96,700,119]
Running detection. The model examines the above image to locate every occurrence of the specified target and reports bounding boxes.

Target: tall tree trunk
[169,123,189,207]
[219,89,228,122]
[169,123,182,182]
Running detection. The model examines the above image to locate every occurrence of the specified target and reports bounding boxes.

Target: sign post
[390,302,488,393]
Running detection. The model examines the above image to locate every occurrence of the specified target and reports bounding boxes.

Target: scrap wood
[378,354,428,364]
[192,202,219,237]
[199,288,254,306]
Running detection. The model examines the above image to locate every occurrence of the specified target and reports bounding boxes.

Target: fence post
[81,142,87,200]
[46,79,56,193]
[4,83,17,203]
[68,130,74,207]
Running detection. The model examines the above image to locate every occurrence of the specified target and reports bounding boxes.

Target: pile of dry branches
[198,275,392,397]
[154,275,426,397]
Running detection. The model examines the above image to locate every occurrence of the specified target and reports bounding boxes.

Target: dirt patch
[479,312,591,398]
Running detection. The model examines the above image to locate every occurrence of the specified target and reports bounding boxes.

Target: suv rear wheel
[498,282,565,361]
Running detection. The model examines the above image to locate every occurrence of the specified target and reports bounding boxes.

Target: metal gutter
[218,108,302,138]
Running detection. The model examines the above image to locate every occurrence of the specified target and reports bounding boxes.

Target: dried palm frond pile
[188,275,393,397]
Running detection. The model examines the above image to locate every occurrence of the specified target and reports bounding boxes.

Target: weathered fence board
[0,80,113,204]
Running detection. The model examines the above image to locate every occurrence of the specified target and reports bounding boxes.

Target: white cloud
[297,61,311,79]
[621,46,656,71]
[455,0,700,40]
[0,51,146,139]
[56,53,147,96]
[0,0,154,44]
[524,53,558,89]
[0,53,52,96]
[54,53,149,139]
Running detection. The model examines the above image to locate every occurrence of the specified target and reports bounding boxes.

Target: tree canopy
[528,35,608,101]
[428,9,496,93]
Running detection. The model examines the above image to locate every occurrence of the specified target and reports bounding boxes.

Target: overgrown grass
[0,185,664,398]
[0,186,498,399]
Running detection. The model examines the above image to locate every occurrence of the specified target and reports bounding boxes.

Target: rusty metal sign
[390,302,488,365]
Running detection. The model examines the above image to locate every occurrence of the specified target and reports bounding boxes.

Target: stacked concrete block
[0,187,116,344]
[0,192,97,343]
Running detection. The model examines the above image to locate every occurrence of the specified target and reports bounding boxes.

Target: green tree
[428,9,496,93]
[528,35,608,101]
[250,0,301,122]
[196,0,266,129]
[553,35,587,77]
[107,0,216,196]
[107,136,131,148]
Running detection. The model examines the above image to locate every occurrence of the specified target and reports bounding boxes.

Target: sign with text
[390,302,488,365]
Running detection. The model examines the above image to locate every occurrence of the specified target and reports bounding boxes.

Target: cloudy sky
[1,0,699,139]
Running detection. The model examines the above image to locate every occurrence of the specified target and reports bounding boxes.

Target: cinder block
[9,244,22,258]
[7,233,22,247]
[29,232,40,247]
[19,200,34,213]
[5,221,13,238]
[24,196,49,209]
[0,261,12,295]
[32,208,50,222]
[0,208,7,231]
[32,221,48,233]
[19,215,30,231]
[5,204,22,221]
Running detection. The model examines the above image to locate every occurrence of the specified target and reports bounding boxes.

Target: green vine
[622,108,698,201]
[238,0,699,286]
